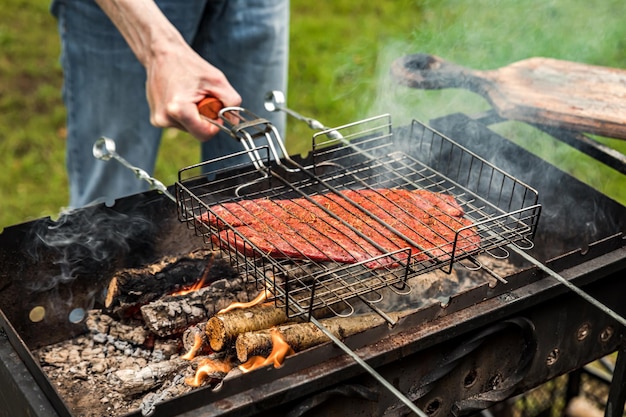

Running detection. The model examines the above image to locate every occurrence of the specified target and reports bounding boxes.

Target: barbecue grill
[1,65,625,417]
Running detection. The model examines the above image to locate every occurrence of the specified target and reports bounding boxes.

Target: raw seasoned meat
[201,189,480,268]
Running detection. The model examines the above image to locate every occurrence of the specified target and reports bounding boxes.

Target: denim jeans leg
[52,0,162,208]
[194,0,290,169]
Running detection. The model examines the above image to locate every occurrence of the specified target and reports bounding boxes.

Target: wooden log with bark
[104,249,238,319]
[206,304,292,352]
[140,276,248,337]
[235,311,411,362]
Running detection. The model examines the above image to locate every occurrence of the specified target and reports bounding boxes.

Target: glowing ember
[170,277,206,297]
[181,333,203,361]
[170,258,217,297]
[218,289,272,314]
[185,358,232,387]
[239,328,294,373]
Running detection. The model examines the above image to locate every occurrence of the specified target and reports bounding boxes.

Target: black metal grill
[0,110,624,417]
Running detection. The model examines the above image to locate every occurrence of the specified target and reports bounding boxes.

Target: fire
[181,333,203,361]
[217,288,272,314]
[170,278,206,296]
[170,257,216,297]
[185,357,232,387]
[238,328,294,373]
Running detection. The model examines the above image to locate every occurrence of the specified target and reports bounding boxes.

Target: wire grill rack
[175,113,541,319]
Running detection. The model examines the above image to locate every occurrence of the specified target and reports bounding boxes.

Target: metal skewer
[92,137,176,202]
[309,315,428,417]
[264,90,344,140]
[509,244,626,327]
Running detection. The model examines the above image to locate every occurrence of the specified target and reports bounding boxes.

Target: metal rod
[509,245,626,327]
[358,296,398,326]
[264,90,343,139]
[308,316,427,417]
[92,137,176,202]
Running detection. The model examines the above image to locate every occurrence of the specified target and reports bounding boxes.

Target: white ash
[33,275,252,417]
[35,309,202,417]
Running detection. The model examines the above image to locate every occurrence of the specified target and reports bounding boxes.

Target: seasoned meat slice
[201,189,480,268]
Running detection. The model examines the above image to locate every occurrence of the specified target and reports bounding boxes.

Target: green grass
[1,0,625,229]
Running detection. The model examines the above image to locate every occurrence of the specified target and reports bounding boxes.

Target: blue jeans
[51,0,289,207]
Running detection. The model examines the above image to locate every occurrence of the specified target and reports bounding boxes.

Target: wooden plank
[391,54,626,139]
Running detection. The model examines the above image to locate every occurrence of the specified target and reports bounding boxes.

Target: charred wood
[139,377,194,416]
[140,276,247,337]
[104,249,238,319]
[182,321,212,357]
[109,358,191,396]
[184,355,232,387]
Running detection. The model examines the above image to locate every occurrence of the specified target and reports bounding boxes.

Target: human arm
[93,0,241,140]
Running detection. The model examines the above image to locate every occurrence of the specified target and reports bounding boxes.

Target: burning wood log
[104,249,238,318]
[206,304,291,352]
[110,352,232,397]
[182,321,210,357]
[239,328,295,372]
[236,311,410,363]
[140,276,248,337]
[184,356,233,387]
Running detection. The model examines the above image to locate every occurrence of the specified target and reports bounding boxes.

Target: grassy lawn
[1,0,625,229]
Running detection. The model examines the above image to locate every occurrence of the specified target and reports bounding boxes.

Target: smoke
[353,1,625,251]
[27,204,158,293]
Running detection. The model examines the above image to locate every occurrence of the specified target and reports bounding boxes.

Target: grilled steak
[201,189,480,268]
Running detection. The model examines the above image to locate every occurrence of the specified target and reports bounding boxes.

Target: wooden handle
[197,96,224,119]
[390,53,486,92]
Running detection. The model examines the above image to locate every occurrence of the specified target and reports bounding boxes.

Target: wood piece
[391,54,626,139]
[140,378,194,417]
[105,249,238,319]
[181,321,212,358]
[182,321,208,352]
[140,277,247,337]
[184,356,233,387]
[206,304,290,352]
[235,311,409,362]
[109,358,191,396]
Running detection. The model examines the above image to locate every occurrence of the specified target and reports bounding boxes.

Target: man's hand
[94,0,241,141]
[145,42,241,140]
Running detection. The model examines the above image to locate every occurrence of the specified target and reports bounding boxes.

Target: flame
[238,328,294,373]
[170,278,206,297]
[217,289,272,314]
[181,333,203,361]
[185,357,232,387]
[170,258,215,297]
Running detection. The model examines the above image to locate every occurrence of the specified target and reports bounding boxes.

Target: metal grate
[175,114,541,319]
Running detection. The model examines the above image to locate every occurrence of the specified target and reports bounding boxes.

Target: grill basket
[175,114,541,319]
